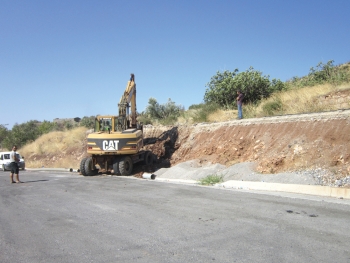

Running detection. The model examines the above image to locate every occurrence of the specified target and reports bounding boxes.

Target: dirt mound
[143,110,350,181]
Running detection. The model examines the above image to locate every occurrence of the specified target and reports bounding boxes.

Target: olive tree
[2,120,41,149]
[144,98,184,119]
[204,67,285,108]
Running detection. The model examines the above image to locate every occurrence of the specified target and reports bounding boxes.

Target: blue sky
[1,0,349,129]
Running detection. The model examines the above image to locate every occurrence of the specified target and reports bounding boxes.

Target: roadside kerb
[156,178,198,184]
[220,180,350,199]
[156,177,350,199]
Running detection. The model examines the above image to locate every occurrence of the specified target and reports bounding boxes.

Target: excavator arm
[118,74,137,130]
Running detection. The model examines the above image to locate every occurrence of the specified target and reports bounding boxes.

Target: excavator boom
[118,73,137,129]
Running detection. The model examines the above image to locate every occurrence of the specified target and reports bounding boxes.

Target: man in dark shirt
[236,90,244,119]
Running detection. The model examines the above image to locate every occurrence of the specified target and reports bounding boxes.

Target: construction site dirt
[136,109,350,187]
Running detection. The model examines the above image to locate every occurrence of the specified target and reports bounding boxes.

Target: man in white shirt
[10,145,22,183]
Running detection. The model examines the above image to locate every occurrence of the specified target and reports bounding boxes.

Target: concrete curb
[220,180,350,199]
[156,178,198,184]
[156,178,350,199]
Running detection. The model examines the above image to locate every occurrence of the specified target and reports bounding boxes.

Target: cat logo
[102,140,119,151]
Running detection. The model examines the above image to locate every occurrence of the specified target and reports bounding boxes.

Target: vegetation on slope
[188,60,350,122]
[0,116,95,150]
[20,127,88,169]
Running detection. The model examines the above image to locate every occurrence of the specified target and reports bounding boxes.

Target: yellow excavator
[80,74,153,176]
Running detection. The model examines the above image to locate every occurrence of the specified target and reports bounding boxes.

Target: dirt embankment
[143,110,350,178]
[24,110,350,183]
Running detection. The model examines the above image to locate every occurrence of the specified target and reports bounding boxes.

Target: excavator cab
[94,117,113,133]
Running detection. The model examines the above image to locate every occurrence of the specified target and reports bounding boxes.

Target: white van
[0,152,25,171]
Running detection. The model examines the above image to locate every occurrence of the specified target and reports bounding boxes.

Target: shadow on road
[20,180,49,183]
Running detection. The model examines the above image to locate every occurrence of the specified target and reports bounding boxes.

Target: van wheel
[84,157,97,176]
[80,157,88,176]
[119,156,133,176]
[144,151,153,165]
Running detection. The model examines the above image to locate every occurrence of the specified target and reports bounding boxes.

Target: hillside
[19,64,350,186]
[142,110,350,183]
[20,109,350,187]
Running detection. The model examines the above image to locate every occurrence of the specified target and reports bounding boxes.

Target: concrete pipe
[142,173,156,180]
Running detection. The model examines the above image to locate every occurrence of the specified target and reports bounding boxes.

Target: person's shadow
[19,179,49,183]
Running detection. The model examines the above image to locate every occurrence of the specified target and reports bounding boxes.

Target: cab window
[99,118,112,132]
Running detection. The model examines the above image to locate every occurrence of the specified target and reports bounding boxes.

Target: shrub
[190,103,221,123]
[80,116,95,128]
[143,98,184,125]
[262,98,283,116]
[198,175,224,185]
[137,114,153,125]
[286,60,350,89]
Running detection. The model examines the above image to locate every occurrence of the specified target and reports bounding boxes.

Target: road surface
[1,170,349,262]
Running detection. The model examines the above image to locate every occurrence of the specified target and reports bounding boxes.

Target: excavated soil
[141,110,350,180]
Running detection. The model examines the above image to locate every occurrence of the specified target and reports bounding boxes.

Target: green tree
[144,98,162,119]
[204,67,285,107]
[204,69,239,108]
[144,98,184,123]
[38,120,57,135]
[80,116,95,128]
[2,120,41,149]
[64,121,74,130]
[144,98,181,119]
[309,60,335,83]
[0,125,9,150]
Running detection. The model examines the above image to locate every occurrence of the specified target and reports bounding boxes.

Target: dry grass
[207,109,238,122]
[176,83,350,122]
[253,83,350,117]
[21,126,88,168]
[176,109,196,125]
[21,127,87,155]
[177,107,238,124]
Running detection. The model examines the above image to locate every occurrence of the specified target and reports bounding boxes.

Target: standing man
[10,145,22,183]
[236,90,244,119]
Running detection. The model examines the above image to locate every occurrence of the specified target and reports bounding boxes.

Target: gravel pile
[295,168,350,187]
[155,160,350,188]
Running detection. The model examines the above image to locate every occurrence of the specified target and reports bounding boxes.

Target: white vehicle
[0,151,25,171]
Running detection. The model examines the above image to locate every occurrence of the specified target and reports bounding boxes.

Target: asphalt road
[1,170,350,263]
